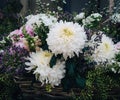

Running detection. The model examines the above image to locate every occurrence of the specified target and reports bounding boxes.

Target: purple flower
[10,29,23,38]
[0,46,29,75]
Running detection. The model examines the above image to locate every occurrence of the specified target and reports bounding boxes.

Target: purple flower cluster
[0,46,29,76]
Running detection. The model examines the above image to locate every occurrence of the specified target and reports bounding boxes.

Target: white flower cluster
[25,49,66,87]
[46,21,87,59]
[111,13,120,23]
[74,12,85,21]
[111,61,120,74]
[50,0,66,4]
[23,13,119,87]
[82,13,102,26]
[25,14,57,29]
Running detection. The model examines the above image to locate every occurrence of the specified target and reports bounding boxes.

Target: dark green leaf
[76,75,86,88]
[50,55,57,68]
[66,58,76,76]
[61,78,70,91]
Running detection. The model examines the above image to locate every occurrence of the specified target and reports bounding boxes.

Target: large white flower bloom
[92,34,116,64]
[46,21,87,59]
[25,49,66,87]
[25,14,57,29]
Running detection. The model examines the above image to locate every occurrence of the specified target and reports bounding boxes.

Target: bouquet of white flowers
[1,12,120,99]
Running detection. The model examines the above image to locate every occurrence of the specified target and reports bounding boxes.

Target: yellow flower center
[103,43,110,52]
[43,52,52,57]
[62,28,73,37]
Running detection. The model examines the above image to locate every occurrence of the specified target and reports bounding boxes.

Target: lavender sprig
[0,46,29,76]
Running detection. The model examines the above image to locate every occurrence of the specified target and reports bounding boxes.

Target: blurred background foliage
[0,0,22,40]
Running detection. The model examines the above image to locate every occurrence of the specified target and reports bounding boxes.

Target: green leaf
[66,58,76,76]
[76,75,86,88]
[50,55,57,68]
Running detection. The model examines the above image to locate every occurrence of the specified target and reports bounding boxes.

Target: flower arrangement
[1,11,120,99]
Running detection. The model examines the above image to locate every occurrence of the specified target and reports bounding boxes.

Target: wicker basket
[14,76,120,100]
[14,76,81,100]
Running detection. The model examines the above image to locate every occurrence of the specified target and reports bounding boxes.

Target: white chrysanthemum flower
[25,49,66,86]
[92,34,116,64]
[46,21,87,59]
[25,14,57,29]
[74,12,85,20]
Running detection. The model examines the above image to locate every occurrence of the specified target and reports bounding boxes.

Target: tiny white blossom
[74,12,85,20]
[25,14,57,29]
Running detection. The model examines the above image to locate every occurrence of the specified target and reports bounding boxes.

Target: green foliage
[35,23,49,50]
[0,18,18,40]
[0,1,23,99]
[104,23,120,42]
[45,84,52,92]
[62,57,86,91]
[66,58,76,77]
[75,75,86,88]
[0,74,20,100]
[116,52,120,62]
[0,37,12,50]
[22,26,36,51]
[73,68,120,100]
[50,55,57,68]
[2,0,22,14]
[0,0,22,39]
[35,0,66,14]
